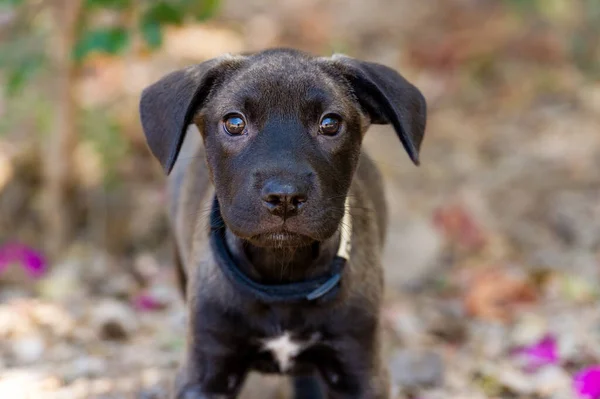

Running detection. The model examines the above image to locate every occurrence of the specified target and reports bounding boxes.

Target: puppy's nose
[261,179,308,219]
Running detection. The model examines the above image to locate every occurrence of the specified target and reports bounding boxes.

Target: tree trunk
[43,0,83,257]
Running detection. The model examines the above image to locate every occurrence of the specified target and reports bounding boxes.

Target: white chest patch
[260,331,319,372]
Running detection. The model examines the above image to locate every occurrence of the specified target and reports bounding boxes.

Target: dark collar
[209,196,351,304]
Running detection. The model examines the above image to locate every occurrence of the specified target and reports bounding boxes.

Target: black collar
[209,196,350,304]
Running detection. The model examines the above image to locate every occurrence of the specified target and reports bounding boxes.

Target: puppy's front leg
[173,352,247,399]
[176,384,227,399]
[173,297,248,399]
[325,364,389,399]
[325,335,390,399]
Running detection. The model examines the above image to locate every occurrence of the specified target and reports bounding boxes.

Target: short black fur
[139,48,427,399]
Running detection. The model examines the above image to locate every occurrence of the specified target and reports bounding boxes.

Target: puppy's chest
[245,308,339,375]
[256,330,321,373]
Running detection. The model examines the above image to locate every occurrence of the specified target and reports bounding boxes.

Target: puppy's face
[140,49,426,248]
[196,58,366,247]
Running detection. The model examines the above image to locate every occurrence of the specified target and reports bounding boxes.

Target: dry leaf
[463,267,537,322]
[433,203,487,252]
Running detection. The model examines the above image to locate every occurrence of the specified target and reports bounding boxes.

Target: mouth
[248,231,315,248]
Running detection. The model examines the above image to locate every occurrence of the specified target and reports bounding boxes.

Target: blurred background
[1,0,600,398]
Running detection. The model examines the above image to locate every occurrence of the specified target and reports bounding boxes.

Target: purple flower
[132,293,165,311]
[0,241,47,278]
[574,366,600,399]
[512,334,559,372]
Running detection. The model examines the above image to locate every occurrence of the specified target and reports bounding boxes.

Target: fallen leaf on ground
[462,267,537,322]
[433,203,487,252]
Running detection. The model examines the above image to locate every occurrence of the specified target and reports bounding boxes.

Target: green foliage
[185,0,220,21]
[0,0,22,8]
[73,0,222,57]
[140,20,162,48]
[501,0,600,79]
[73,27,130,61]
[5,56,44,96]
[1,0,222,91]
[137,0,221,48]
[139,1,186,49]
[502,0,538,14]
[570,0,600,77]
[85,0,130,9]
[584,0,600,19]
[0,0,222,186]
[144,1,185,25]
[0,33,47,97]
[0,86,53,139]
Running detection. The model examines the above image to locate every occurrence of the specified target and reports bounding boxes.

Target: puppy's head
[140,49,426,247]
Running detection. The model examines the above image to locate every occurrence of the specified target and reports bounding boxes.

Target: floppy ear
[139,55,243,174]
[322,54,427,165]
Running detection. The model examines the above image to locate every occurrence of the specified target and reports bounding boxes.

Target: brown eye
[319,114,341,136]
[223,114,246,135]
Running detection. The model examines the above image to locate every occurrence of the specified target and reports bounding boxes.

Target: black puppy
[139,49,426,399]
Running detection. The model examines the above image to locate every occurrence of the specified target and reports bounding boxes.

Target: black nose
[261,179,308,219]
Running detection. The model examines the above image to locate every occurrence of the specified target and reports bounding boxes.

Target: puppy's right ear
[139,56,244,174]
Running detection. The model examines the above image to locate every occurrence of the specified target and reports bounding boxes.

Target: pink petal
[0,242,47,278]
[432,203,487,251]
[574,366,600,399]
[512,334,559,372]
[132,294,165,311]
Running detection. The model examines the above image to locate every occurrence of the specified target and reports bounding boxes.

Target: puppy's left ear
[321,54,427,165]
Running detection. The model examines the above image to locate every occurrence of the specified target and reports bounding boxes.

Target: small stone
[37,259,83,301]
[141,368,163,387]
[89,377,114,396]
[134,253,161,282]
[383,303,426,344]
[67,356,107,380]
[482,362,534,395]
[139,385,168,399]
[11,334,45,364]
[41,376,62,392]
[91,299,138,341]
[30,302,76,338]
[66,378,91,399]
[510,313,548,347]
[550,313,586,362]
[102,273,136,298]
[426,300,468,344]
[471,322,510,358]
[0,287,29,302]
[115,376,137,393]
[389,349,445,390]
[0,303,32,338]
[532,366,571,396]
[0,369,50,398]
[70,325,96,343]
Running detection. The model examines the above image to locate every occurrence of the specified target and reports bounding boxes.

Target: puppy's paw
[175,385,229,399]
[175,385,206,399]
